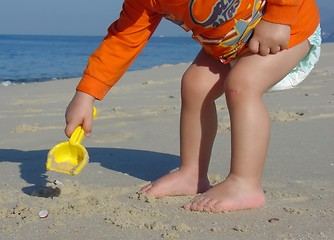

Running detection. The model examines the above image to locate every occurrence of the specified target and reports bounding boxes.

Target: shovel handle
[69,107,97,145]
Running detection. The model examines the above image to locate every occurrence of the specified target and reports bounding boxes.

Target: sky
[0,0,333,36]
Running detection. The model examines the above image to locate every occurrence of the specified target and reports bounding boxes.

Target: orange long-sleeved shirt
[77,0,320,100]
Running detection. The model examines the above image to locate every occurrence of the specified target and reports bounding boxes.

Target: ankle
[225,173,263,192]
[179,166,209,182]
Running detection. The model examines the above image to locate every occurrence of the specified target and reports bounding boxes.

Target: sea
[0,34,201,86]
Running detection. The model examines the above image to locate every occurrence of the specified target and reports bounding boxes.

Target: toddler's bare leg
[140,49,230,197]
[185,40,311,212]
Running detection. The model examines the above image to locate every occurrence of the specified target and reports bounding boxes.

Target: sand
[0,44,333,240]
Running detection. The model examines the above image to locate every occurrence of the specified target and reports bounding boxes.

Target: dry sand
[0,44,333,240]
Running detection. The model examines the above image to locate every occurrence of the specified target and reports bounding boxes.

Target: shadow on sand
[0,147,179,196]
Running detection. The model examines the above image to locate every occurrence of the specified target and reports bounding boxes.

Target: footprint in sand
[12,124,39,133]
[12,125,63,133]
[269,110,305,122]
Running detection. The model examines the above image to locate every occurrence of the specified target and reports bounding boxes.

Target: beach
[0,43,333,240]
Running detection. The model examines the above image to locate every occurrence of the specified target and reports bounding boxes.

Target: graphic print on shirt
[189,0,241,28]
[163,0,266,63]
[215,0,266,62]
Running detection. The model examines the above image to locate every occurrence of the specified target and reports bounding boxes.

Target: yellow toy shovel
[46,107,96,175]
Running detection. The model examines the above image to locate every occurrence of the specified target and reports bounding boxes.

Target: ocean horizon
[0,34,200,86]
[1,33,331,86]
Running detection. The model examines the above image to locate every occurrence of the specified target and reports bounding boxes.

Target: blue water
[0,35,201,85]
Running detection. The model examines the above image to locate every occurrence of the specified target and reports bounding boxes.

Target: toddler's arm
[65,0,162,137]
[77,0,162,100]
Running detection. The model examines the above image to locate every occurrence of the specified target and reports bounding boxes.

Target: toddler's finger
[259,44,270,56]
[270,45,281,54]
[82,119,92,137]
[64,123,77,138]
[248,38,260,54]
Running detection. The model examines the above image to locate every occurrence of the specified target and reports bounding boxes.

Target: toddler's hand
[249,20,290,56]
[65,91,95,137]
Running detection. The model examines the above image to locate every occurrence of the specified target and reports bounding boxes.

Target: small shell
[53,180,63,186]
[39,210,49,218]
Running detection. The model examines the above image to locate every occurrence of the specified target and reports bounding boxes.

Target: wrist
[75,91,96,103]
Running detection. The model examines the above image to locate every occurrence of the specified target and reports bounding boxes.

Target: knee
[181,72,209,102]
[224,71,261,102]
[181,71,204,99]
[181,71,223,102]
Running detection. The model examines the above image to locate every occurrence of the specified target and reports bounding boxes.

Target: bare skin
[140,40,311,212]
[65,21,312,213]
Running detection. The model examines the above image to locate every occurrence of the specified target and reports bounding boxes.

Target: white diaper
[268,25,322,92]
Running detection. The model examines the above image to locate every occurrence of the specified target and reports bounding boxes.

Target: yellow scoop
[46,107,96,175]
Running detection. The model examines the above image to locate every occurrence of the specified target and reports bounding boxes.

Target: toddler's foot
[139,169,210,198]
[183,176,266,213]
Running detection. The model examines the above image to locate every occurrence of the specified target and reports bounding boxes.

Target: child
[65,0,321,213]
